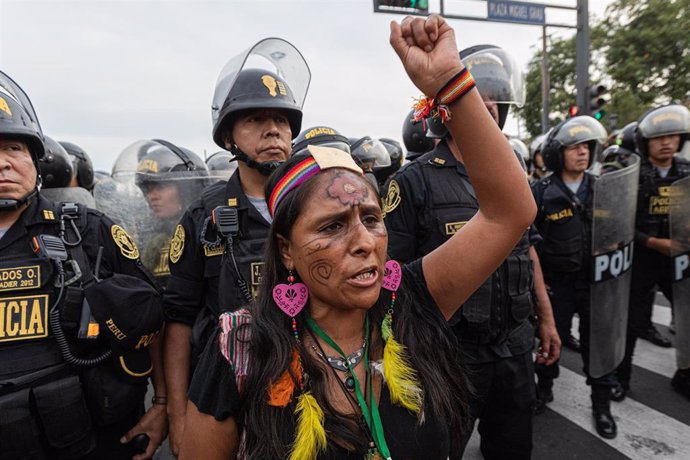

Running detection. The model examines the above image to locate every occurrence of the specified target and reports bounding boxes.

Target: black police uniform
[0,195,162,459]
[384,141,536,460]
[531,173,616,399]
[163,170,270,359]
[616,157,690,387]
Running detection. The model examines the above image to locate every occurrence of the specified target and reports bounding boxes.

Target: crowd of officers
[1,36,689,460]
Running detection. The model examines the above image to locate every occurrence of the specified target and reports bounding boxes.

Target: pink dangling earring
[382,260,402,292]
[273,269,309,339]
[381,260,401,341]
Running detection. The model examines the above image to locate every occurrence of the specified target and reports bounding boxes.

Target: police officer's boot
[671,368,690,400]
[591,385,617,439]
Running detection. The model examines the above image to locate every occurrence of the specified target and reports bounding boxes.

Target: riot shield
[589,155,640,378]
[95,140,223,287]
[670,176,690,366]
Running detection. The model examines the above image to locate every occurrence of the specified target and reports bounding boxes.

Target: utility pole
[541,25,550,133]
[575,0,590,114]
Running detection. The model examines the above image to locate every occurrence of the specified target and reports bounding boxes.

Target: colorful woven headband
[268,145,363,217]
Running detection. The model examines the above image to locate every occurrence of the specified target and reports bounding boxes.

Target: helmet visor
[212,38,311,126]
[462,48,525,106]
[351,138,391,169]
[0,71,42,136]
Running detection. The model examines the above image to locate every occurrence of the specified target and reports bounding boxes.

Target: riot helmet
[112,139,209,220]
[635,105,690,157]
[401,109,434,160]
[529,133,547,161]
[422,45,526,139]
[612,122,638,157]
[292,126,350,157]
[509,138,529,171]
[541,115,607,174]
[40,136,74,189]
[0,71,45,212]
[205,150,238,179]
[211,38,310,175]
[349,136,391,172]
[461,45,525,130]
[374,138,405,185]
[59,141,95,190]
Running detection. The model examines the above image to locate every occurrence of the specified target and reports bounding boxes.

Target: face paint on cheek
[326,172,369,207]
[308,259,334,286]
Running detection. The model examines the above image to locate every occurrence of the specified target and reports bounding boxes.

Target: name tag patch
[0,294,49,342]
[0,265,41,292]
[204,245,224,257]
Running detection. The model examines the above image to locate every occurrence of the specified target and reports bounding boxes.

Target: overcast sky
[0,0,613,172]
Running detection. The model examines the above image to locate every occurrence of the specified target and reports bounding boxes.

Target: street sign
[487,0,546,25]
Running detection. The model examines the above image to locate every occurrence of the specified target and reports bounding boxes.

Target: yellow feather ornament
[289,391,327,460]
[381,313,423,414]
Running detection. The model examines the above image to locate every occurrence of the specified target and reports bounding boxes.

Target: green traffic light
[594,110,605,120]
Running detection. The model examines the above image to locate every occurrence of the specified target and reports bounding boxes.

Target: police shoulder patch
[111,225,140,260]
[169,224,185,264]
[383,179,402,215]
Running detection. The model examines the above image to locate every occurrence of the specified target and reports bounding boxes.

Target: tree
[517,0,690,139]
[515,35,578,138]
[601,0,690,106]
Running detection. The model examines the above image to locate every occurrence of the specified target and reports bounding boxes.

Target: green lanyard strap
[306,316,392,459]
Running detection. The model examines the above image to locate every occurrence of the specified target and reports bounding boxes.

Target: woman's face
[278,170,388,312]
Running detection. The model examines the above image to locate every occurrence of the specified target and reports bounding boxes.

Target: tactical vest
[0,201,146,458]
[419,161,534,342]
[535,176,592,274]
[637,159,690,239]
[198,182,269,317]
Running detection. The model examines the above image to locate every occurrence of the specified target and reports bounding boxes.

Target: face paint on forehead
[325,170,369,207]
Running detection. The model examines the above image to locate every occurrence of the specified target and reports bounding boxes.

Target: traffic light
[568,105,580,118]
[589,84,609,120]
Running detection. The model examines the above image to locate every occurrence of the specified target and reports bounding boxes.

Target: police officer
[615,104,690,399]
[532,115,620,438]
[292,125,351,156]
[0,74,167,459]
[349,135,391,193]
[59,141,95,191]
[529,133,549,183]
[162,38,310,456]
[375,137,405,189]
[384,45,560,460]
[401,108,435,162]
[129,139,210,290]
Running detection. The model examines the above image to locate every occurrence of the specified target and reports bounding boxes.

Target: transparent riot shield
[94,140,223,287]
[670,176,690,367]
[589,155,640,378]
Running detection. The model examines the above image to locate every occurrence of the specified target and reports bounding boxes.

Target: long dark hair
[239,153,471,458]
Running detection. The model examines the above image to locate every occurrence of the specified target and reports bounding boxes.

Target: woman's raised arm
[390,15,536,318]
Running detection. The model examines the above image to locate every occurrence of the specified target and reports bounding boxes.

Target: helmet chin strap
[230,145,284,176]
[0,188,39,213]
[0,175,41,213]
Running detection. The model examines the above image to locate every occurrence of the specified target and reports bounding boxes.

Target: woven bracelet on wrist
[412,68,476,123]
